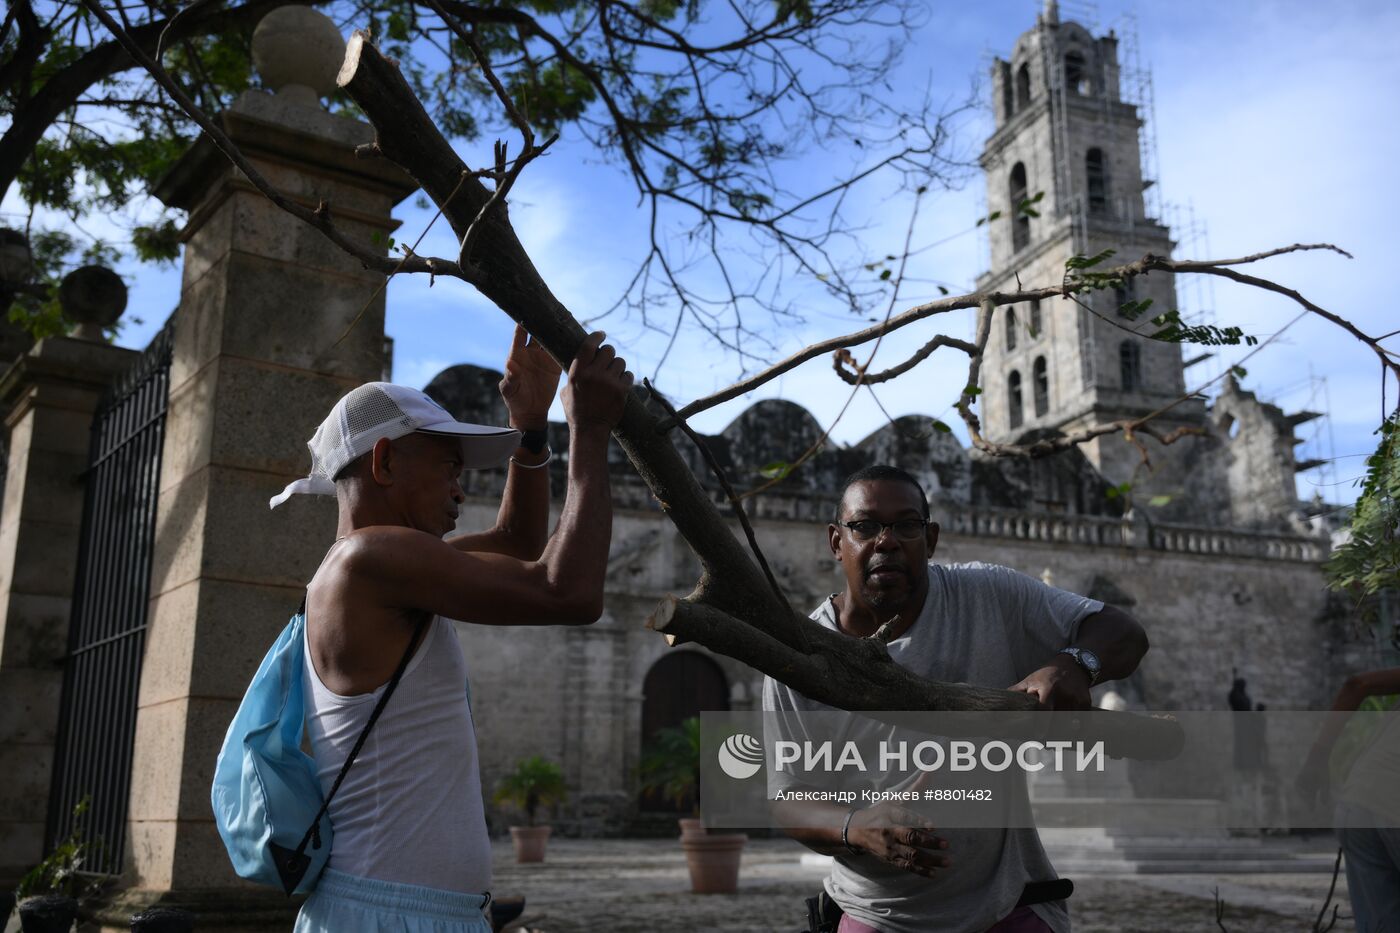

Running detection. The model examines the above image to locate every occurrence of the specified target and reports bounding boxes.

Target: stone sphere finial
[59,265,126,341]
[252,6,346,108]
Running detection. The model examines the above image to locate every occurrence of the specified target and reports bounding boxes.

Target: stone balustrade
[603,476,1325,564]
[940,506,1326,562]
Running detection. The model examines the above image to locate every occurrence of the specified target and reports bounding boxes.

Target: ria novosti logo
[717,733,764,779]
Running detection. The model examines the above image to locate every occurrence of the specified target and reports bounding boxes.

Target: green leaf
[1148,495,1173,507]
[1117,297,1154,321]
[937,285,949,295]
[386,10,409,41]
[759,461,794,480]
[492,755,567,825]
[879,269,892,281]
[1065,249,1117,271]
[131,219,181,265]
[931,419,952,433]
[1231,365,1248,379]
[963,385,983,396]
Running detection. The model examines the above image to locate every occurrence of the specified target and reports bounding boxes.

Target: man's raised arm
[349,331,632,626]
[449,323,561,560]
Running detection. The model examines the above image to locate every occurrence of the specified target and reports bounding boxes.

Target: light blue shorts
[294,868,492,933]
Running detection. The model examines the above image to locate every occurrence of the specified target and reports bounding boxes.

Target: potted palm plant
[493,755,567,863]
[639,717,747,894]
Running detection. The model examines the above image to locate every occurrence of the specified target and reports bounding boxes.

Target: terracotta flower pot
[681,832,746,894]
[509,825,552,863]
[678,817,705,838]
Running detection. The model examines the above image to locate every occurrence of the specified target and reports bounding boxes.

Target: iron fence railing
[46,321,174,875]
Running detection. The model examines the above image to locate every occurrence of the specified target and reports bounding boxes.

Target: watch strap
[519,427,548,454]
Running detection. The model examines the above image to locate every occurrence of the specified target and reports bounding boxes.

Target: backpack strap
[292,613,430,864]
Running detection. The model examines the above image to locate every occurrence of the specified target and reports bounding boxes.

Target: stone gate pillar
[108,7,415,923]
[0,337,137,886]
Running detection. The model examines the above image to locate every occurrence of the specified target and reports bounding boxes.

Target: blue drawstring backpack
[211,606,424,895]
[211,610,331,894]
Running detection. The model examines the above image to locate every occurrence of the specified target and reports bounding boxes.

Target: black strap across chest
[271,598,429,895]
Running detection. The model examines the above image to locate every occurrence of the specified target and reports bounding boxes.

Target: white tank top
[302,614,492,894]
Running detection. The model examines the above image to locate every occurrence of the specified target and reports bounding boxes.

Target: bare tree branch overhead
[3,0,965,352]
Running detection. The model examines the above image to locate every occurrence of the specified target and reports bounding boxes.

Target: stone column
[0,337,138,884]
[106,7,415,923]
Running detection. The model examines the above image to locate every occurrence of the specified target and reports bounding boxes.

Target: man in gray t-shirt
[763,465,1148,933]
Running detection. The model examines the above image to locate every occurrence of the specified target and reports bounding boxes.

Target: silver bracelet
[509,448,552,469]
[840,805,861,855]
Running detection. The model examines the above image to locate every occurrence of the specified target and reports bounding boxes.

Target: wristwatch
[1058,647,1102,686]
[519,427,549,454]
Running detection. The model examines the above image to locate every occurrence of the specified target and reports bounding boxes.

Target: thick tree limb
[649,596,1185,759]
[649,595,1029,711]
[644,378,801,647]
[339,30,799,640]
[332,34,1180,735]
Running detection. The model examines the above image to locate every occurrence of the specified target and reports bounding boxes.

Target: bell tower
[975,2,1205,484]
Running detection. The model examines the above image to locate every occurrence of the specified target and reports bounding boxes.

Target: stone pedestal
[111,81,414,922]
[0,337,139,884]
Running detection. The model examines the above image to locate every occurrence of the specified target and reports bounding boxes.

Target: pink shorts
[837,905,1052,933]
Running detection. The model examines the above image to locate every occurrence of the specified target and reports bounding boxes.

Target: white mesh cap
[269,382,521,508]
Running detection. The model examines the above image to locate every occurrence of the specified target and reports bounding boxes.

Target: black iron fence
[46,322,174,875]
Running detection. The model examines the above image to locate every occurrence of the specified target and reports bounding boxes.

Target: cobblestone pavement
[491,838,1354,933]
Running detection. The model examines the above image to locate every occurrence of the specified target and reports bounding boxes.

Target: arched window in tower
[1064,50,1091,95]
[1029,299,1043,338]
[1009,370,1024,430]
[1120,341,1142,392]
[1006,307,1018,351]
[1010,163,1030,253]
[1015,63,1031,111]
[1086,148,1108,217]
[1033,356,1049,417]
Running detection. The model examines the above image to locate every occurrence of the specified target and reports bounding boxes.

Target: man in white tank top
[270,327,633,932]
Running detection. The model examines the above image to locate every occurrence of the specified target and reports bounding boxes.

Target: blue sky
[29,0,1397,505]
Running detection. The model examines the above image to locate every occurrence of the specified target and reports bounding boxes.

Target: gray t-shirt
[762,562,1103,933]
